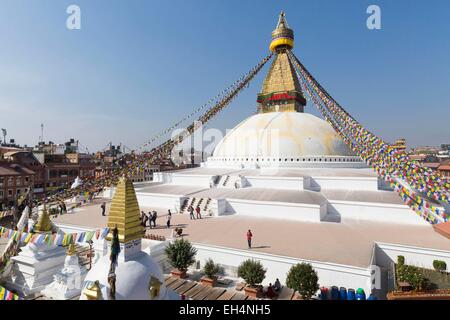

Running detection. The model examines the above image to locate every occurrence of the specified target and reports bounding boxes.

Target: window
[0,177,3,187]
[25,176,29,183]
[8,177,13,186]
[0,190,3,198]
[8,189,13,197]
[16,177,22,186]
[16,189,21,195]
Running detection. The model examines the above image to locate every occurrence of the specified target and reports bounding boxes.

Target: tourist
[140,211,146,226]
[166,210,172,228]
[101,202,106,216]
[195,206,202,219]
[247,229,253,249]
[189,206,195,220]
[266,283,276,299]
[273,278,281,292]
[147,211,152,228]
[152,210,157,228]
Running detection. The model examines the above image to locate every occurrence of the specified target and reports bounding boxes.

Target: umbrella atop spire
[270,11,295,52]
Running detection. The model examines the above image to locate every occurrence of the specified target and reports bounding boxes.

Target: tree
[164,239,197,272]
[237,259,266,287]
[203,258,222,279]
[433,260,447,273]
[286,263,319,299]
[396,264,426,291]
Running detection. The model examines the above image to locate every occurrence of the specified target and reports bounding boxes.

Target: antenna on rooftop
[1,128,6,145]
[41,123,44,143]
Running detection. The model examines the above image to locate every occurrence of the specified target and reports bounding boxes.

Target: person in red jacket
[247,229,253,249]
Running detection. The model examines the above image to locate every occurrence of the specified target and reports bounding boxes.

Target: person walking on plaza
[195,206,202,219]
[246,229,253,249]
[189,206,195,220]
[101,202,106,216]
[166,210,172,228]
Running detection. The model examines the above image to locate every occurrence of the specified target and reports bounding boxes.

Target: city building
[0,162,34,208]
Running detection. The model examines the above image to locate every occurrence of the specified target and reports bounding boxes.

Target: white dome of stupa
[213,112,352,158]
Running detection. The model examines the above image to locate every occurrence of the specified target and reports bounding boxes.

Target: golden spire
[106,175,143,243]
[67,243,76,256]
[269,11,294,52]
[34,205,53,233]
[257,12,306,113]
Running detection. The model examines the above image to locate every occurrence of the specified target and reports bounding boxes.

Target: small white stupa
[71,176,83,189]
[6,207,66,296]
[42,243,84,300]
[79,175,178,300]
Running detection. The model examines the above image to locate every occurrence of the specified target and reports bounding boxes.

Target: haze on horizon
[0,0,449,153]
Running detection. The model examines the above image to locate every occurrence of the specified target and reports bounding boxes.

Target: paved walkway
[51,200,450,268]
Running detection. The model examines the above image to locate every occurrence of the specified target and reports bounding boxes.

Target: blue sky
[0,0,449,152]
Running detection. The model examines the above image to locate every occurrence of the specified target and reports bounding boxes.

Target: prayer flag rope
[287,50,449,224]
[0,285,20,300]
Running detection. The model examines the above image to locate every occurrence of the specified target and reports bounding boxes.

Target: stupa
[6,206,66,296]
[42,244,85,300]
[80,175,178,300]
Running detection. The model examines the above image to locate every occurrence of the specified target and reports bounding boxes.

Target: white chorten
[42,244,84,300]
[79,176,178,300]
[6,207,66,296]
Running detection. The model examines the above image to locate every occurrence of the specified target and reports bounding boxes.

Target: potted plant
[201,259,222,287]
[433,260,447,274]
[165,238,197,279]
[237,259,266,298]
[286,263,319,300]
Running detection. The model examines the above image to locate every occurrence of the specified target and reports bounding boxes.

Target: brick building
[0,162,34,208]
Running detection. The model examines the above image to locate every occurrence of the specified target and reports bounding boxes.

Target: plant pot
[244,286,262,298]
[171,269,187,279]
[200,276,217,287]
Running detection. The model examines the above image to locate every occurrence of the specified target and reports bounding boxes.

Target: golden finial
[83,280,103,300]
[148,276,162,299]
[269,11,294,52]
[67,243,76,256]
[34,205,53,233]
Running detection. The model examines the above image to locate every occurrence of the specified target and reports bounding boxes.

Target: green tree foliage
[286,263,319,299]
[237,259,266,287]
[164,239,197,272]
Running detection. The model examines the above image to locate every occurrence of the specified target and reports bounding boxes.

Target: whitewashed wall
[244,176,304,190]
[327,201,429,225]
[170,174,212,187]
[226,198,324,222]
[375,242,450,272]
[192,243,373,293]
[136,192,182,211]
[311,177,378,191]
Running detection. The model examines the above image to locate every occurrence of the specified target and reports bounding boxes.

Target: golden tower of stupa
[257,11,307,113]
[106,175,144,243]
